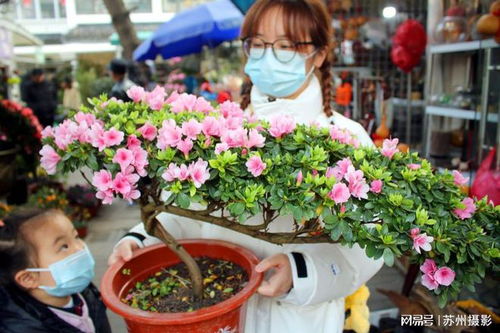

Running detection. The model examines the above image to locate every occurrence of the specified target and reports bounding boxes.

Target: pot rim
[100,239,263,325]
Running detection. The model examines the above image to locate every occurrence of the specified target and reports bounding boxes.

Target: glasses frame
[242,37,316,64]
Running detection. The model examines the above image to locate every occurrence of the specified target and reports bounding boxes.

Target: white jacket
[121,76,383,333]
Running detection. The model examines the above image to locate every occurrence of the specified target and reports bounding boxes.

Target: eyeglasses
[242,37,315,63]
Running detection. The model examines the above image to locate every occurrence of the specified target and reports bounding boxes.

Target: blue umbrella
[134,0,243,61]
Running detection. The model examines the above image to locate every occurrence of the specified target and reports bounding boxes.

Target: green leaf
[229,202,245,216]
[177,193,191,209]
[383,248,394,266]
[86,154,98,170]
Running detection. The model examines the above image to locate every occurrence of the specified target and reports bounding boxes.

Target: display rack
[423,39,500,164]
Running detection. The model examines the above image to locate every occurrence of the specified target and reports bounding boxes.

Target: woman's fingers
[107,240,139,266]
[256,254,293,297]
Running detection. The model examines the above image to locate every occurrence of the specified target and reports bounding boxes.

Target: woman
[109,1,382,332]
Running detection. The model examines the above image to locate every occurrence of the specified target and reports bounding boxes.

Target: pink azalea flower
[181,119,202,139]
[112,173,132,195]
[138,122,157,141]
[103,128,124,147]
[296,171,303,186]
[201,116,222,137]
[412,233,434,254]
[41,126,54,139]
[335,158,353,179]
[113,148,134,171]
[452,170,469,186]
[96,189,114,205]
[188,159,210,188]
[224,116,244,130]
[194,97,214,114]
[453,197,476,220]
[329,125,354,145]
[53,119,78,149]
[370,179,383,193]
[162,163,180,182]
[123,189,140,203]
[325,167,336,179]
[127,135,141,150]
[171,93,197,113]
[221,128,247,148]
[132,147,148,177]
[215,143,229,155]
[349,180,370,199]
[145,86,166,110]
[177,138,193,157]
[148,95,165,111]
[421,273,439,290]
[157,119,182,149]
[410,227,420,238]
[268,115,296,138]
[420,259,437,275]
[219,101,244,119]
[407,163,421,170]
[127,86,146,102]
[246,129,266,148]
[246,155,266,177]
[203,137,211,148]
[328,183,351,204]
[381,138,399,159]
[177,164,190,180]
[40,145,61,175]
[92,170,113,192]
[434,267,455,286]
[165,90,179,104]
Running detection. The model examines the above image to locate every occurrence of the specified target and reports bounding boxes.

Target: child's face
[28,214,85,288]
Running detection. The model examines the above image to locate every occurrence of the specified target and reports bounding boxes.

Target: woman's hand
[107,239,140,266]
[255,253,293,297]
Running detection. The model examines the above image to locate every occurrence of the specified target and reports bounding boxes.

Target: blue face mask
[244,49,316,98]
[27,245,95,297]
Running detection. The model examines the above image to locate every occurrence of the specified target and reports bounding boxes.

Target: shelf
[425,106,498,122]
[428,39,499,54]
[390,98,425,107]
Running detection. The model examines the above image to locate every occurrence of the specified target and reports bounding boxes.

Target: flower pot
[101,239,263,333]
[76,226,88,239]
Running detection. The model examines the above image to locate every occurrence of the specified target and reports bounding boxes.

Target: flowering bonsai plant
[39,86,499,308]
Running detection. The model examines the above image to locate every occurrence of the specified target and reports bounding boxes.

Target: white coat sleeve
[281,243,383,306]
[115,212,204,248]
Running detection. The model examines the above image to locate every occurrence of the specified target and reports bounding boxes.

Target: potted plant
[39,87,499,332]
[72,219,89,238]
[66,184,102,218]
[0,99,43,203]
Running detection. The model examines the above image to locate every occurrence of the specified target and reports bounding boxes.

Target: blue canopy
[134,0,243,61]
[230,0,256,14]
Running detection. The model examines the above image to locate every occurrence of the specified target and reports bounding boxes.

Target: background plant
[40,87,500,307]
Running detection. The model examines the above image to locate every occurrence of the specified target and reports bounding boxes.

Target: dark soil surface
[122,257,248,313]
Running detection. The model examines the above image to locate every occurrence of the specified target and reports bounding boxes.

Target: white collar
[250,75,328,126]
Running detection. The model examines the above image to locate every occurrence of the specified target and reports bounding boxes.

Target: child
[110,1,383,332]
[0,209,111,333]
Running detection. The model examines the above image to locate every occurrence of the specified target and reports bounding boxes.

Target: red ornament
[391,20,427,72]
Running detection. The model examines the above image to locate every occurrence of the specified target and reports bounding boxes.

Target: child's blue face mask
[27,245,95,297]
[244,49,316,98]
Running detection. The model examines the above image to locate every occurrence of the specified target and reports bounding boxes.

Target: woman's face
[255,7,327,74]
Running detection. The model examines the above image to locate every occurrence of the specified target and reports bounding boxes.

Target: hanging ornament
[391,20,426,73]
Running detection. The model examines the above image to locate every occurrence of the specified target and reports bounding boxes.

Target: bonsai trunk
[140,202,203,299]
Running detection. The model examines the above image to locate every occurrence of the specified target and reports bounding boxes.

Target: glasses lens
[243,38,265,60]
[272,39,296,63]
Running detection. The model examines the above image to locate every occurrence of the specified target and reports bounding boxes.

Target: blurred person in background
[108,59,135,102]
[62,77,82,112]
[24,69,57,127]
